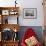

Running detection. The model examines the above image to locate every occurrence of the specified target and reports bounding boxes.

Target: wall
[0,0,44,26]
[0,0,15,7]
[18,0,44,26]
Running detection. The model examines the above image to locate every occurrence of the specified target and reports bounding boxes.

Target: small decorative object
[2,10,9,15]
[2,28,13,41]
[0,10,2,14]
[14,28,17,32]
[2,16,8,24]
[10,11,15,15]
[23,8,37,19]
[15,0,17,7]
[9,9,18,15]
[15,32,18,40]
[13,28,18,40]
[5,18,8,24]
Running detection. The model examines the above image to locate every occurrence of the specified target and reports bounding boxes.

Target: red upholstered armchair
[21,28,41,46]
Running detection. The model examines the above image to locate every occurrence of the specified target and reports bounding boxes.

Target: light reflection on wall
[0,0,24,7]
[0,0,15,7]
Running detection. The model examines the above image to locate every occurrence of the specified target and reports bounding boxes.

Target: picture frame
[23,8,37,19]
[2,10,9,15]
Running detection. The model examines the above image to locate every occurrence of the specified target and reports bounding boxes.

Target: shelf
[2,41,19,46]
[0,7,19,46]
[1,15,18,24]
[0,7,19,24]
[2,40,19,43]
[0,7,19,15]
[0,24,20,32]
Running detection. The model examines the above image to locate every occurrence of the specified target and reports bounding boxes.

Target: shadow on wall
[18,26,43,44]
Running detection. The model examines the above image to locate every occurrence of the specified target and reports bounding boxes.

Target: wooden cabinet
[0,7,19,24]
[0,41,19,46]
[2,41,19,46]
[0,41,2,46]
[0,7,20,46]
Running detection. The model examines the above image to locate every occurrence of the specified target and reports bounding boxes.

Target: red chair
[21,28,41,46]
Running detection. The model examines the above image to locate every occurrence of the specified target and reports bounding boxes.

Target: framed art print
[2,10,9,15]
[23,8,37,19]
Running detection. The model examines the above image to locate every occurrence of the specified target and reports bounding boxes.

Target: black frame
[23,8,37,19]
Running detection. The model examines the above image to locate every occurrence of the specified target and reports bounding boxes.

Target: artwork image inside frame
[23,8,37,19]
[2,10,9,15]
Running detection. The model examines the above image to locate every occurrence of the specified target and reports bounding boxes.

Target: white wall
[0,0,44,26]
[18,0,44,26]
[0,0,15,7]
